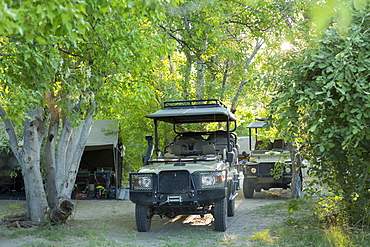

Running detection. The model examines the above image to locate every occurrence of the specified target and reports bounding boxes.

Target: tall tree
[156,0,307,114]
[0,0,177,223]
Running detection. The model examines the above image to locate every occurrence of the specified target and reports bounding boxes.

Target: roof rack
[164,99,226,109]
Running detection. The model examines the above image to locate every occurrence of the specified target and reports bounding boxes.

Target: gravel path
[0,189,290,246]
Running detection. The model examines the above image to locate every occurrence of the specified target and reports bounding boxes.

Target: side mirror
[143,135,154,166]
[242,151,250,159]
[226,151,235,163]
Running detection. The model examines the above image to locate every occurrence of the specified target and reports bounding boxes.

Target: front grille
[159,171,191,193]
[258,163,275,176]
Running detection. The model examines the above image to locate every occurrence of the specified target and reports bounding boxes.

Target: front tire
[227,198,235,217]
[243,179,255,198]
[135,204,153,232]
[214,197,227,232]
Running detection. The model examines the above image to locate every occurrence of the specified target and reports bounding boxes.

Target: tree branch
[159,24,201,58]
[55,46,90,63]
[0,106,20,161]
[231,38,264,113]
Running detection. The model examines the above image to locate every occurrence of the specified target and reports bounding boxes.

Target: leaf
[308,62,316,68]
[353,0,367,10]
[318,63,327,68]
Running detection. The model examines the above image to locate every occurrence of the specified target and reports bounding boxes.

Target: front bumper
[129,170,228,206]
[130,188,227,206]
[245,175,292,184]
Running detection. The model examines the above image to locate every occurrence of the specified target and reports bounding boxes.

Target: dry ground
[0,189,291,246]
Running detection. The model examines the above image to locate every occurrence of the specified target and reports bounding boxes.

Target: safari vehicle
[239,120,299,198]
[129,99,240,232]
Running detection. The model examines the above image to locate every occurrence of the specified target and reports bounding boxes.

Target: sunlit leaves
[309,0,370,37]
[270,4,370,225]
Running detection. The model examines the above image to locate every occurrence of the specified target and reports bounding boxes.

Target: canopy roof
[84,120,119,151]
[247,121,267,128]
[146,100,236,124]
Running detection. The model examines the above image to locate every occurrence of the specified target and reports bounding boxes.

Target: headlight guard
[130,173,156,191]
[193,170,227,189]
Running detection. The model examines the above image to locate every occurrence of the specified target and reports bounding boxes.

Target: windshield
[174,121,236,134]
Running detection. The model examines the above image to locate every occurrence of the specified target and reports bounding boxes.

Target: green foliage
[285,198,301,215]
[156,0,305,104]
[0,0,179,184]
[269,4,370,225]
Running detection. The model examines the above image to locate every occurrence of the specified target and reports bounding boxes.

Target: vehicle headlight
[195,171,226,189]
[251,167,257,173]
[285,167,291,173]
[130,173,155,191]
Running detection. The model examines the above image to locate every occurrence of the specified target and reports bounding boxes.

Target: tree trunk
[49,197,75,223]
[183,53,192,100]
[220,58,231,101]
[2,101,95,224]
[0,107,49,223]
[49,106,94,223]
[196,58,205,100]
[22,109,49,223]
[45,91,59,209]
[289,142,303,199]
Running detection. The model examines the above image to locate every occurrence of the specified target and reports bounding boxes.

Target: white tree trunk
[196,58,205,100]
[50,108,94,223]
[45,109,59,209]
[0,107,49,223]
[289,142,303,199]
[1,103,94,224]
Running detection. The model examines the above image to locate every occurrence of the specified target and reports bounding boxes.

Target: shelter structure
[0,120,123,199]
[76,120,123,198]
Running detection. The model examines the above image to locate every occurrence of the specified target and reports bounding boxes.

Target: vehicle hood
[138,159,227,174]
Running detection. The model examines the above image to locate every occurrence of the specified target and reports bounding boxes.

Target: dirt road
[0,189,290,246]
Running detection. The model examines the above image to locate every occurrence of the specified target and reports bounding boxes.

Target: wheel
[135,204,153,232]
[214,197,227,232]
[243,178,254,198]
[227,198,235,217]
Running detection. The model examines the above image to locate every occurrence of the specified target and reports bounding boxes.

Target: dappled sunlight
[280,41,293,51]
[162,213,213,226]
[182,214,213,226]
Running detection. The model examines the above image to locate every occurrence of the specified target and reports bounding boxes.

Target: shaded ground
[0,189,291,246]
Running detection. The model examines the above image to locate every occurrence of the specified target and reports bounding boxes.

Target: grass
[2,199,370,246]
[0,202,26,217]
[257,198,370,247]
